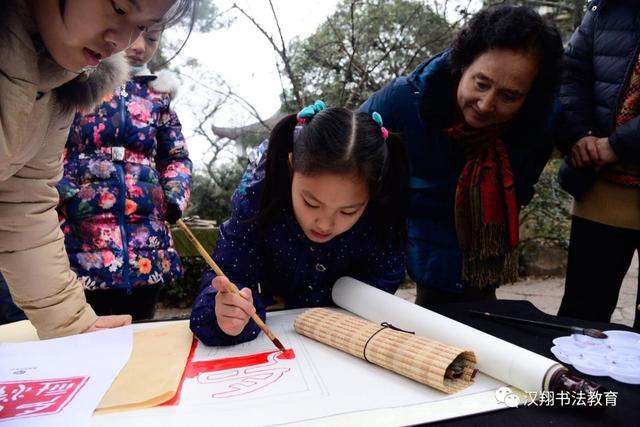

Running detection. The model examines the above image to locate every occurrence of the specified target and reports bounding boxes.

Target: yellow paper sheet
[0,319,38,342]
[95,322,193,414]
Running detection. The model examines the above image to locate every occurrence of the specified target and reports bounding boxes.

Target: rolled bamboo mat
[294,308,477,394]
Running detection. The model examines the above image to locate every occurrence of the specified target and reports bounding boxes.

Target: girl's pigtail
[258,114,299,225]
[380,132,410,246]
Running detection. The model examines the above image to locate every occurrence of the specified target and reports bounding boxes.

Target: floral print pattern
[58,76,192,291]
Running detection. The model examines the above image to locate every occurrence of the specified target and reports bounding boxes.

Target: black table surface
[422,299,640,427]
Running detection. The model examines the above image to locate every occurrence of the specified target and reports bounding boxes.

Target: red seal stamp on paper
[0,377,89,420]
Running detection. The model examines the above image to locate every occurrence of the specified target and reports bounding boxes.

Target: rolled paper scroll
[332,277,566,393]
[294,308,477,394]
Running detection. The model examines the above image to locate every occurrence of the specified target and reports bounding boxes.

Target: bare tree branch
[174,69,271,131]
[232,2,304,108]
[398,0,473,76]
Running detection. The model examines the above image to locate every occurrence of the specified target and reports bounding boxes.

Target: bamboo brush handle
[175,219,277,341]
[176,219,224,276]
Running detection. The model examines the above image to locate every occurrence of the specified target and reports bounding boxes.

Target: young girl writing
[190,102,410,346]
[57,26,192,321]
[0,0,196,338]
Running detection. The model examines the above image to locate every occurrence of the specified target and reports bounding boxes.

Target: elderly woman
[360,5,563,307]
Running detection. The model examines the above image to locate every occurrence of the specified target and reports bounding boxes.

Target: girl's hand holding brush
[175,218,285,350]
[212,276,256,337]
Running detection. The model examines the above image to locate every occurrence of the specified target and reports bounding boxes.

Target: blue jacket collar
[407,50,458,128]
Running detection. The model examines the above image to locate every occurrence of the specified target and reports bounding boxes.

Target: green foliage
[150,0,229,71]
[194,0,233,33]
[159,227,218,307]
[519,159,572,249]
[187,162,245,224]
[485,0,589,41]
[238,128,271,153]
[287,0,455,109]
[158,257,207,308]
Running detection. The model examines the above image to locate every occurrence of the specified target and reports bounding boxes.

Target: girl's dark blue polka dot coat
[190,141,406,346]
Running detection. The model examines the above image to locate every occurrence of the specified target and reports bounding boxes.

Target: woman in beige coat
[0,0,195,339]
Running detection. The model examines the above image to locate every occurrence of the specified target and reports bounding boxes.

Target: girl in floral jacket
[57,28,192,320]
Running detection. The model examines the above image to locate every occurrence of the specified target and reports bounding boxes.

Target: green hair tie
[371,111,383,127]
[297,100,327,122]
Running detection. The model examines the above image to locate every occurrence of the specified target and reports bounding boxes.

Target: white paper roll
[332,277,565,392]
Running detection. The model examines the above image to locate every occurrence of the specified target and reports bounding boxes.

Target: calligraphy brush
[175,219,286,351]
[468,310,608,339]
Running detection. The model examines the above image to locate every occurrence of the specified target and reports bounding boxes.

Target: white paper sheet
[332,277,565,393]
[0,326,133,427]
[92,311,505,427]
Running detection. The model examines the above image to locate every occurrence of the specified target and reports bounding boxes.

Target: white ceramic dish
[604,330,640,350]
[550,346,572,364]
[551,331,640,385]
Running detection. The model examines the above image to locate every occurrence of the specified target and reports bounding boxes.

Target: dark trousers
[85,284,161,321]
[558,216,640,329]
[0,273,27,325]
[415,284,496,308]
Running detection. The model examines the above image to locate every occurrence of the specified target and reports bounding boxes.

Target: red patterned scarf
[601,51,640,187]
[446,122,519,288]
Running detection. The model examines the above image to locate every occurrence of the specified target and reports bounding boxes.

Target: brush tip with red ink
[272,338,286,352]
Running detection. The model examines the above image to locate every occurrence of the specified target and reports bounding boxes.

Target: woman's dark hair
[58,0,198,28]
[57,0,198,63]
[259,107,409,246]
[150,0,199,65]
[449,4,563,125]
[162,0,199,29]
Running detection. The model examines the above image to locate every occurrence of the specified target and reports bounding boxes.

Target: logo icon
[495,386,521,408]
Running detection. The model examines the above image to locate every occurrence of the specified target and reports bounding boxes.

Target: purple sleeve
[190,149,269,346]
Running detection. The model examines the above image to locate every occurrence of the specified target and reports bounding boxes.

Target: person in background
[556,0,640,329]
[360,5,563,307]
[57,27,192,321]
[191,102,409,346]
[0,0,196,338]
